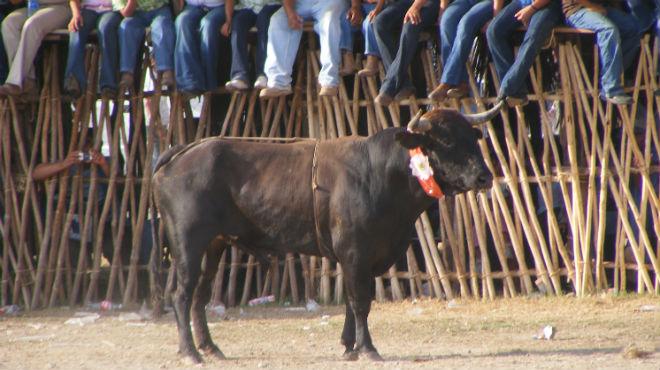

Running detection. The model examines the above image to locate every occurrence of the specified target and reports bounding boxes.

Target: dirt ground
[1,295,659,370]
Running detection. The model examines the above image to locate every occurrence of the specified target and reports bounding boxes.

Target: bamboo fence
[1,27,659,311]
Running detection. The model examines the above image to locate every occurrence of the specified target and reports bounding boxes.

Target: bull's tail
[153,145,185,174]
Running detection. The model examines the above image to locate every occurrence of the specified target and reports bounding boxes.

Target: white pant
[264,0,346,88]
[2,5,71,86]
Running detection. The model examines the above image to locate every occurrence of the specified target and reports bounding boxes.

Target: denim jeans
[230,4,280,82]
[175,4,226,92]
[65,10,121,92]
[626,0,660,75]
[264,0,346,88]
[339,2,380,57]
[119,6,174,74]
[566,7,640,97]
[374,0,439,96]
[486,0,561,98]
[440,0,492,85]
[0,10,9,82]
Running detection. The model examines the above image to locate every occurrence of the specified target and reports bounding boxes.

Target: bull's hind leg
[172,252,203,364]
[192,239,226,359]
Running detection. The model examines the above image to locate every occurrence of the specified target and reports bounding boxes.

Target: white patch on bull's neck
[409,152,434,181]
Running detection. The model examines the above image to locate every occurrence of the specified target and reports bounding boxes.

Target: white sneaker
[254,75,268,90]
[225,78,249,92]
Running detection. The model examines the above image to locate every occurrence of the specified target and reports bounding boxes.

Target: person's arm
[575,0,606,13]
[347,0,363,26]
[68,0,84,32]
[9,0,23,5]
[493,0,504,17]
[403,0,428,25]
[32,151,81,181]
[120,0,137,17]
[514,0,553,26]
[367,0,385,21]
[283,0,302,29]
[221,0,234,36]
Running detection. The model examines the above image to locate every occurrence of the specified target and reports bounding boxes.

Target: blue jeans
[230,4,280,82]
[486,0,561,98]
[119,6,174,74]
[0,10,9,82]
[65,10,121,92]
[440,0,492,85]
[175,4,226,92]
[264,0,346,88]
[374,0,439,96]
[626,0,660,75]
[566,7,640,97]
[339,2,380,57]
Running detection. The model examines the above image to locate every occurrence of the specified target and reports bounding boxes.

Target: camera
[78,152,92,162]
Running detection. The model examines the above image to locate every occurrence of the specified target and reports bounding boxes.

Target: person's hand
[64,151,83,168]
[404,3,422,25]
[120,0,137,17]
[285,8,303,29]
[89,150,107,166]
[586,3,606,15]
[347,5,363,26]
[367,5,382,22]
[220,21,232,37]
[68,11,84,32]
[514,5,535,27]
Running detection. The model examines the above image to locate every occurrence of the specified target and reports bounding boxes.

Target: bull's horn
[463,100,504,126]
[406,110,431,133]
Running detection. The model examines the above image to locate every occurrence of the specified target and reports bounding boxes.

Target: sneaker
[446,83,469,99]
[394,86,415,102]
[319,85,338,97]
[225,78,249,92]
[375,92,393,106]
[428,83,451,101]
[119,72,134,92]
[160,70,175,90]
[259,85,292,99]
[339,52,356,76]
[254,75,268,90]
[63,76,81,100]
[357,55,379,77]
[0,83,22,97]
[606,94,632,105]
[505,95,529,107]
[100,87,117,100]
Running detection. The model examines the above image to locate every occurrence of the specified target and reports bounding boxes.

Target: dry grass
[1,295,659,369]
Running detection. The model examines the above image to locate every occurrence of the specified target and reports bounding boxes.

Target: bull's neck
[367,128,436,216]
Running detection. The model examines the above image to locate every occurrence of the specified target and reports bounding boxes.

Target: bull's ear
[472,127,483,139]
[395,131,430,149]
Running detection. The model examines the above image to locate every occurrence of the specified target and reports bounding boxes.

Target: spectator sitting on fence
[562,0,640,105]
[174,0,231,98]
[0,0,21,83]
[429,0,503,101]
[373,0,439,106]
[0,0,71,98]
[63,0,122,100]
[116,0,175,94]
[338,0,384,77]
[625,0,660,93]
[260,0,348,98]
[486,0,562,107]
[225,0,281,91]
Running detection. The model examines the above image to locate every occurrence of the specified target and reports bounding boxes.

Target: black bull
[152,103,503,363]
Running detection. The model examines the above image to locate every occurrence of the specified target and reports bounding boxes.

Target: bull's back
[154,139,321,255]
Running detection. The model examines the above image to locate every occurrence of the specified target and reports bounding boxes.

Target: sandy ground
[1,295,659,370]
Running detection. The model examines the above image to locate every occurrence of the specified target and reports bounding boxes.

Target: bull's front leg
[340,301,358,360]
[342,261,383,361]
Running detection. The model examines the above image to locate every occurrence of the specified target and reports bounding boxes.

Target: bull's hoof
[342,350,359,361]
[361,350,384,362]
[200,344,226,360]
[179,349,203,364]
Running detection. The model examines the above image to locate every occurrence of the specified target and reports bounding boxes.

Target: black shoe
[63,76,81,100]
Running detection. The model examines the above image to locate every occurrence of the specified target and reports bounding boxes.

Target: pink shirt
[82,0,113,13]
